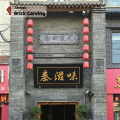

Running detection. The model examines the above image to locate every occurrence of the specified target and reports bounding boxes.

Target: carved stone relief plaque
[94,59,105,73]
[11,59,21,73]
[39,32,79,44]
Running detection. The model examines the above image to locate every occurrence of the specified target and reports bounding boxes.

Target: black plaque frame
[34,64,83,88]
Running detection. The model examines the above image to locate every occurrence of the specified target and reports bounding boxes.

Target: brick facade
[9,6,107,120]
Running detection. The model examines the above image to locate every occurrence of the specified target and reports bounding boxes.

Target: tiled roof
[0,56,9,64]
[12,0,104,5]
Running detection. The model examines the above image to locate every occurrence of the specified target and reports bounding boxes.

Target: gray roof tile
[12,0,103,5]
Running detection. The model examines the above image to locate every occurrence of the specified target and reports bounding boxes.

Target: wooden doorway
[38,102,78,120]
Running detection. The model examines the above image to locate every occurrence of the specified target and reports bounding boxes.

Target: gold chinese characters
[54,71,64,81]
[115,75,120,88]
[117,75,120,84]
[67,70,78,81]
[40,70,52,82]
[40,70,78,82]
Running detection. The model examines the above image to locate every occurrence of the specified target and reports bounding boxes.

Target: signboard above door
[34,64,83,88]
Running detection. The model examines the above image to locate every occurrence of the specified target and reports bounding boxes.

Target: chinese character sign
[34,64,83,88]
[115,75,120,88]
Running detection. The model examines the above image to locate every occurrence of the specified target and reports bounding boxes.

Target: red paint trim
[106,69,120,94]
[1,103,8,120]
[107,95,114,120]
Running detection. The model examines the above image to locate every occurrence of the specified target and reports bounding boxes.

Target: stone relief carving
[39,32,79,44]
[94,59,105,73]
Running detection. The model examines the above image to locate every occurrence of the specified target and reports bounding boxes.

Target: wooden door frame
[38,102,78,120]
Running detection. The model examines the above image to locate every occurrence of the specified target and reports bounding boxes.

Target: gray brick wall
[9,17,25,120]
[24,12,92,119]
[9,10,107,120]
[91,7,107,120]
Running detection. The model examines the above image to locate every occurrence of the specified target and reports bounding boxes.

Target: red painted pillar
[107,95,114,120]
[1,103,8,120]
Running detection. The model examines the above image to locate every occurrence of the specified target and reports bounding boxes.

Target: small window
[107,0,120,7]
[112,33,120,63]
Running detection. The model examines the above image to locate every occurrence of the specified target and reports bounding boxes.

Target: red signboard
[107,69,120,94]
[0,65,9,93]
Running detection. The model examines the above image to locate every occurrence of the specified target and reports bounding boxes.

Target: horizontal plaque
[32,53,83,58]
[34,64,83,88]
[39,33,79,44]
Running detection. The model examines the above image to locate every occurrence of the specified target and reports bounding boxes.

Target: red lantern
[27,63,33,70]
[83,44,89,52]
[27,46,33,53]
[27,54,33,61]
[83,18,89,26]
[27,19,33,27]
[83,35,88,43]
[27,28,33,36]
[27,36,33,44]
[83,61,89,69]
[83,53,89,60]
[83,27,89,35]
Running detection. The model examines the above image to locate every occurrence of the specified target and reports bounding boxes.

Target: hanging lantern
[83,27,89,35]
[27,19,33,27]
[27,54,33,61]
[83,53,89,60]
[27,46,33,53]
[83,61,89,69]
[83,44,89,52]
[27,28,33,36]
[83,18,89,26]
[27,63,33,70]
[27,36,33,44]
[83,35,88,43]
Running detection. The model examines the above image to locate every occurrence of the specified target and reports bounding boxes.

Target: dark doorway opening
[41,105,75,120]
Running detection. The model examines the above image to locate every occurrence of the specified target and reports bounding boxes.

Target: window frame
[112,32,120,63]
[106,28,120,68]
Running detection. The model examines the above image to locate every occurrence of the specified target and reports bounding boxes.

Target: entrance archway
[38,102,78,120]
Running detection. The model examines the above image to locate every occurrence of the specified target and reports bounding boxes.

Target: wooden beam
[76,5,78,8]
[68,5,71,8]
[91,5,93,8]
[80,5,82,8]
[95,5,98,7]
[64,5,66,8]
[72,5,74,8]
[83,5,86,8]
[49,5,51,8]
[60,5,63,8]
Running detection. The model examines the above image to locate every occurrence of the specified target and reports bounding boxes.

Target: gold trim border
[37,67,80,85]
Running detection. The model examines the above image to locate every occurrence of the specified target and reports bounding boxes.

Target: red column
[107,95,114,120]
[1,103,8,120]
